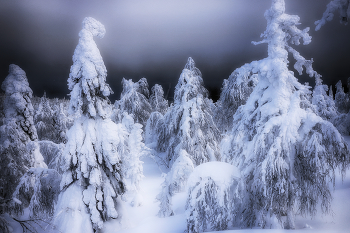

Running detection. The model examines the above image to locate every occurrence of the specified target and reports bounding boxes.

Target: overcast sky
[1,0,350,102]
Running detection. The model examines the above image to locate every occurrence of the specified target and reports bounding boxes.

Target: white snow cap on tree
[68,17,112,118]
[222,0,349,229]
[315,0,350,30]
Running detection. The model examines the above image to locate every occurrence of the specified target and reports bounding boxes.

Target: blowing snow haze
[1,0,350,101]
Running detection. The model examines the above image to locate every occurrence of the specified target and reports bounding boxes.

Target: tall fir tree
[156,57,221,168]
[34,92,56,142]
[54,17,126,233]
[221,0,349,229]
[335,80,350,113]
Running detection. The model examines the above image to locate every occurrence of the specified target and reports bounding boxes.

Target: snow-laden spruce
[120,113,146,207]
[315,0,350,30]
[0,65,47,232]
[144,111,164,148]
[185,162,240,233]
[312,76,338,121]
[34,92,56,142]
[221,0,349,229]
[156,57,221,168]
[115,78,152,127]
[335,80,350,113]
[157,150,194,217]
[215,65,258,133]
[54,17,126,233]
[150,84,168,115]
[0,65,47,201]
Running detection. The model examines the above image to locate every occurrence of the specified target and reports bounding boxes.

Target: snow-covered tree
[144,111,164,147]
[52,102,69,143]
[156,57,221,168]
[120,113,145,207]
[0,64,46,201]
[312,76,338,121]
[0,64,47,232]
[54,17,126,233]
[157,150,194,217]
[34,92,56,142]
[329,85,334,99]
[221,0,349,229]
[185,162,240,233]
[150,84,168,115]
[315,0,350,31]
[215,67,258,133]
[335,80,350,113]
[115,78,152,127]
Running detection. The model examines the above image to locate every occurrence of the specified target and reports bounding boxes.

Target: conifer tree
[34,92,56,142]
[0,64,46,201]
[0,65,47,231]
[222,0,349,229]
[312,76,338,121]
[215,68,258,133]
[329,85,334,99]
[149,84,168,115]
[54,17,125,233]
[115,78,152,128]
[335,80,350,113]
[156,57,221,168]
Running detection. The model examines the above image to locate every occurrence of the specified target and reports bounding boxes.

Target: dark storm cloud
[1,0,350,101]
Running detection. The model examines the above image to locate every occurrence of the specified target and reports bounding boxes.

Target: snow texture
[221,0,350,229]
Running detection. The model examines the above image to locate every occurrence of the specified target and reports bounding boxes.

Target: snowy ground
[103,137,350,233]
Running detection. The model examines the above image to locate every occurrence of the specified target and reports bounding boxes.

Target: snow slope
[104,137,350,233]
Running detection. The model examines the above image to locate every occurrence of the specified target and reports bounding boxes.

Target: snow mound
[53,182,93,233]
[187,161,240,189]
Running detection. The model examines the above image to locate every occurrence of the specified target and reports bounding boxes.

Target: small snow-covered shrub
[185,162,240,233]
[157,150,194,217]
